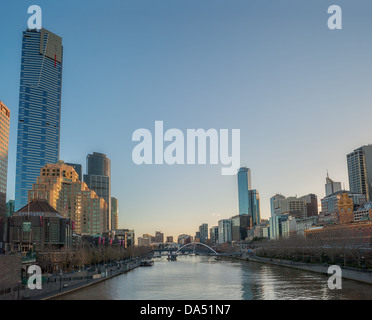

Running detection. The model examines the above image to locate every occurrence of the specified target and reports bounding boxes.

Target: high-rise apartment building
[29,162,108,235]
[0,101,10,217]
[218,219,232,244]
[198,223,208,243]
[111,197,118,230]
[84,152,111,231]
[209,226,219,245]
[15,28,63,211]
[347,145,372,202]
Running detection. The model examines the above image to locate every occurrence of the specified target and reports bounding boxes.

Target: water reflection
[57,255,372,300]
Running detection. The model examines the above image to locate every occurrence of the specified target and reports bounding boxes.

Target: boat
[167,254,177,261]
[140,259,154,266]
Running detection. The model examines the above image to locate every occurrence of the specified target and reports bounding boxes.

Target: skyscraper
[198,223,208,243]
[237,167,251,215]
[84,152,111,231]
[325,173,342,197]
[237,167,261,225]
[347,145,372,202]
[15,28,63,211]
[218,219,232,244]
[111,197,118,230]
[0,101,10,217]
[248,189,261,225]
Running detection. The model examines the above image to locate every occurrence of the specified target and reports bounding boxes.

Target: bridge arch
[176,242,219,255]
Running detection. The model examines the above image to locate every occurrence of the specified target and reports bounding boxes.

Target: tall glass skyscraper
[84,152,111,231]
[237,167,251,215]
[15,28,63,210]
[248,189,261,225]
[237,167,261,225]
[0,101,10,217]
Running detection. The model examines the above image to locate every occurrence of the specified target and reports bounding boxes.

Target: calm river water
[57,255,372,300]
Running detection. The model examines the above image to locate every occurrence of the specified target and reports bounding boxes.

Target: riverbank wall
[235,255,372,285]
[42,263,141,300]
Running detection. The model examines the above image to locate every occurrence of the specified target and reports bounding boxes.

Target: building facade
[270,194,286,217]
[321,190,366,216]
[238,167,251,215]
[347,145,372,202]
[65,163,82,181]
[325,174,342,197]
[15,28,63,211]
[28,162,108,235]
[209,226,219,245]
[111,197,118,230]
[0,101,10,217]
[218,219,232,244]
[198,223,208,243]
[1,198,73,254]
[299,194,318,217]
[271,196,307,219]
[269,214,289,239]
[84,152,111,231]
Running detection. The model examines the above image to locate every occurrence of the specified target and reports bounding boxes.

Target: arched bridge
[176,242,219,255]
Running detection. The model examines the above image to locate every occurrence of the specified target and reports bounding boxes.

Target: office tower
[198,223,208,243]
[237,167,261,225]
[218,219,232,244]
[230,214,252,241]
[166,236,173,243]
[299,194,318,217]
[347,145,372,201]
[15,28,63,211]
[248,189,261,225]
[0,101,10,217]
[111,197,118,230]
[271,195,307,219]
[270,194,286,217]
[84,152,111,231]
[29,162,108,235]
[237,167,251,215]
[325,174,342,197]
[269,215,289,240]
[66,163,82,181]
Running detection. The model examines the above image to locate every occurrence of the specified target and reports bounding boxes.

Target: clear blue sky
[1,0,372,239]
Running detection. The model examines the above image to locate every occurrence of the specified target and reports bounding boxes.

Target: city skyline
[2,1,372,238]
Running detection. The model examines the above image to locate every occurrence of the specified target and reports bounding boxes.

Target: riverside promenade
[238,254,372,285]
[1,258,142,300]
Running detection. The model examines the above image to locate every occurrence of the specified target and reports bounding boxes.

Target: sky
[1,0,372,240]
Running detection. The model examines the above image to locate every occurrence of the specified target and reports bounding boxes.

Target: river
[56,255,372,300]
